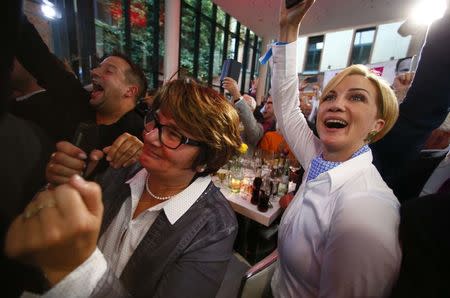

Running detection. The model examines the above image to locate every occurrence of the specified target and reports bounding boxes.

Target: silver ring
[24,199,57,219]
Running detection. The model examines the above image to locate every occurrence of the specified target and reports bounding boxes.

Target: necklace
[145,177,173,201]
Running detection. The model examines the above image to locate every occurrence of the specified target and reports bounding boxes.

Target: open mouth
[90,82,104,98]
[324,119,348,129]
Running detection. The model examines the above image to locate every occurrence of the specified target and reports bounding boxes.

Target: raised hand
[46,141,103,186]
[102,132,143,168]
[222,77,241,101]
[392,71,415,103]
[279,0,316,43]
[5,175,103,286]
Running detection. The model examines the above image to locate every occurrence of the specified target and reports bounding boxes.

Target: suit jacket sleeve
[15,16,93,141]
[371,15,450,184]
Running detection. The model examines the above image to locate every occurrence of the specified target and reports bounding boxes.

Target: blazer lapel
[100,182,131,237]
[119,212,171,295]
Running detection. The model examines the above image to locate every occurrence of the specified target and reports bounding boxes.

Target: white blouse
[270,41,401,298]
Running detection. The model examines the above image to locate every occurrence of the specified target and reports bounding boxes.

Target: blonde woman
[269,1,401,297]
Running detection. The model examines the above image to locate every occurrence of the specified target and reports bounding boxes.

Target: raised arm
[271,0,321,169]
[278,0,315,43]
[16,17,88,100]
[222,77,264,148]
[371,13,450,184]
[13,17,94,142]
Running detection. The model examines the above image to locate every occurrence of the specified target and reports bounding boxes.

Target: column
[163,0,180,82]
[255,37,271,105]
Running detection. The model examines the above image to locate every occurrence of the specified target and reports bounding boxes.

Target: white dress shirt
[15,89,46,102]
[23,168,211,297]
[420,149,450,196]
[270,41,401,298]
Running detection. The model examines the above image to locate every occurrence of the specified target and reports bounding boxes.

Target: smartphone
[220,59,242,83]
[72,121,99,153]
[72,121,99,177]
[286,0,305,9]
[305,76,318,83]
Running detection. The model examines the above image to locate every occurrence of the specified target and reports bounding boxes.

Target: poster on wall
[323,60,398,90]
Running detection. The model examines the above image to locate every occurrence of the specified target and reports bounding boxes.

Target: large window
[304,35,324,74]
[180,2,196,77]
[350,27,376,65]
[94,0,164,89]
[180,0,260,92]
[199,17,212,81]
[94,0,125,58]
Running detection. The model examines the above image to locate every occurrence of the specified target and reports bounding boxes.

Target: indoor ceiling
[213,0,419,39]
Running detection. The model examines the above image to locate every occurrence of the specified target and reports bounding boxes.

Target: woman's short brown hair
[321,64,399,143]
[151,78,242,176]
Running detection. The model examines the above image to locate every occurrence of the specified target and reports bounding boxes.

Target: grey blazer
[91,165,238,298]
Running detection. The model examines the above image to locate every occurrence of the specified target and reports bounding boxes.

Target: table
[212,176,282,227]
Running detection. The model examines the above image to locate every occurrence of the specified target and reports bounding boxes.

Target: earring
[197,165,206,172]
[364,131,378,143]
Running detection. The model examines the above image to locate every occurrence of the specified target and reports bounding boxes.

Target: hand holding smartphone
[220,59,242,84]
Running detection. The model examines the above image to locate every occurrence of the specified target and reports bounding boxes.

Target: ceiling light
[41,0,61,20]
[410,0,447,25]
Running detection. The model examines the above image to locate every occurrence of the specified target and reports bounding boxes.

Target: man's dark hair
[109,52,148,101]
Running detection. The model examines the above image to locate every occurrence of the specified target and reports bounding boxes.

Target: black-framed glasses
[144,110,204,150]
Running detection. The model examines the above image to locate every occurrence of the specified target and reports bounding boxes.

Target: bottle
[270,161,280,196]
[251,167,263,205]
[258,176,271,212]
[277,160,290,196]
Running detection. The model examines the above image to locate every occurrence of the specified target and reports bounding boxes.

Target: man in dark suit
[8,58,59,142]
[388,113,449,202]
[371,10,450,193]
[390,192,450,298]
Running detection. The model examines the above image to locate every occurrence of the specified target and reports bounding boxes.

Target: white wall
[320,30,353,71]
[296,37,307,73]
[295,21,411,74]
[370,21,411,64]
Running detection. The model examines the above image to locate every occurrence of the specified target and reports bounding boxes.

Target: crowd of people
[1,0,449,297]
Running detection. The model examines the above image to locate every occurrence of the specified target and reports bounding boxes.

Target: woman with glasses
[6,78,242,297]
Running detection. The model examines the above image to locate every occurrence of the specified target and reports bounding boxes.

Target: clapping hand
[102,132,143,168]
[46,141,103,186]
[47,133,142,186]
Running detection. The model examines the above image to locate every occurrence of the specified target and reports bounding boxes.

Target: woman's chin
[139,154,162,171]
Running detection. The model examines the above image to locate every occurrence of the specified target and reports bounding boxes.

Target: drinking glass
[229,160,243,193]
[217,168,228,185]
